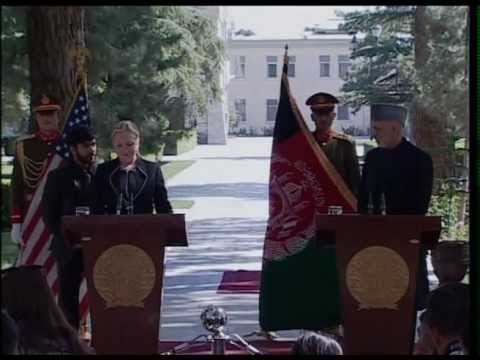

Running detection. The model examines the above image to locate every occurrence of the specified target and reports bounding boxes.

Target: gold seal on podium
[93,244,156,308]
[346,246,409,310]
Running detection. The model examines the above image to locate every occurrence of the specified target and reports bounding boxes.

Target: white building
[193,6,230,144]
[227,34,371,136]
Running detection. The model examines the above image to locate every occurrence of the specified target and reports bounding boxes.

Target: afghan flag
[259,46,357,331]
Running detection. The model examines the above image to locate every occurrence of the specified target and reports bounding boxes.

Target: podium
[62,214,188,354]
[316,214,440,355]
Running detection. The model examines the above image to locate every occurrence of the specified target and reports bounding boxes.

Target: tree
[337,6,416,112]
[413,6,469,182]
[85,6,224,156]
[338,6,469,184]
[1,6,30,132]
[26,6,86,130]
[2,6,225,157]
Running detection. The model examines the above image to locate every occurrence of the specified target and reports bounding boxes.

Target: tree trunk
[26,6,86,130]
[413,6,455,190]
[458,8,470,225]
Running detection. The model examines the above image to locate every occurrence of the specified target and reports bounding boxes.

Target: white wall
[194,6,230,144]
[228,37,370,136]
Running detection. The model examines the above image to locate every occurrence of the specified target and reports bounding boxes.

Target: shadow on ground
[160,217,267,340]
[169,183,269,201]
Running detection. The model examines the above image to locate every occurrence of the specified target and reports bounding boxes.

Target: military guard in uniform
[306,92,361,197]
[358,103,434,310]
[10,94,62,245]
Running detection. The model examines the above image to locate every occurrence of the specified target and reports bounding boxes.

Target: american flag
[16,80,91,323]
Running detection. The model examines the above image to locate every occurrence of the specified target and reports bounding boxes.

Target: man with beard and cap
[10,94,63,247]
[42,126,97,330]
[306,92,361,197]
[358,103,434,310]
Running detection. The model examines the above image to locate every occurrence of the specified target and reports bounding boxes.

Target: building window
[338,55,350,80]
[337,104,350,120]
[266,99,278,122]
[319,55,330,77]
[233,55,246,78]
[287,56,295,77]
[234,99,246,122]
[267,56,278,78]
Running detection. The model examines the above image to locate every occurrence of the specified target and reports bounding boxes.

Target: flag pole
[71,43,92,339]
[283,44,289,75]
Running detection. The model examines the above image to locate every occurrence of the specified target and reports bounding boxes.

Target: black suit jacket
[91,157,172,215]
[358,137,433,215]
[42,161,96,261]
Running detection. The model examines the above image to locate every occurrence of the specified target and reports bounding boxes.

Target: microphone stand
[160,306,265,355]
[116,193,123,215]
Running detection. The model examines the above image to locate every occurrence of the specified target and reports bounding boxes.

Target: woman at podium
[91,120,172,215]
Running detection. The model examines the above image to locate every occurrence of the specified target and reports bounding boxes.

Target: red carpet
[217,270,261,294]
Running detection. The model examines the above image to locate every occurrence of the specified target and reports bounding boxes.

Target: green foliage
[338,6,468,137]
[428,178,469,241]
[414,6,469,140]
[163,128,197,155]
[86,6,224,153]
[1,6,30,133]
[337,6,416,112]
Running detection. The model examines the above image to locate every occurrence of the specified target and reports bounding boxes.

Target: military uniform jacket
[42,160,96,261]
[91,157,172,215]
[10,132,61,224]
[358,137,433,215]
[313,130,361,197]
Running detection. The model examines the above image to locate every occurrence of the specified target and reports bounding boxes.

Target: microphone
[127,193,134,215]
[125,169,134,215]
[366,169,375,215]
[116,193,123,215]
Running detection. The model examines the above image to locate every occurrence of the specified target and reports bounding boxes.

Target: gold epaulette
[332,132,354,143]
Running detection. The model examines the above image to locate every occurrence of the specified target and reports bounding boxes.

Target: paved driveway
[159,137,438,341]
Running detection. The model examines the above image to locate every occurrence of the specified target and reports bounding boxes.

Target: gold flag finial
[69,46,90,83]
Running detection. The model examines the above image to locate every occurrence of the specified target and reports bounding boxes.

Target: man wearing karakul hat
[358,103,434,310]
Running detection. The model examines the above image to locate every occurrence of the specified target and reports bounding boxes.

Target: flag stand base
[160,306,265,355]
[159,330,265,355]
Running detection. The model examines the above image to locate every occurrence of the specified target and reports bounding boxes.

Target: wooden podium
[316,214,440,355]
[62,214,188,354]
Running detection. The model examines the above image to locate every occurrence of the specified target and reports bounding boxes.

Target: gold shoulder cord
[16,141,27,182]
[17,141,47,190]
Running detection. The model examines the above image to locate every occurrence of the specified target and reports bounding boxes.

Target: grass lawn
[2,164,13,175]
[1,160,194,180]
[170,199,194,209]
[2,164,12,185]
[161,160,195,180]
[161,160,196,210]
